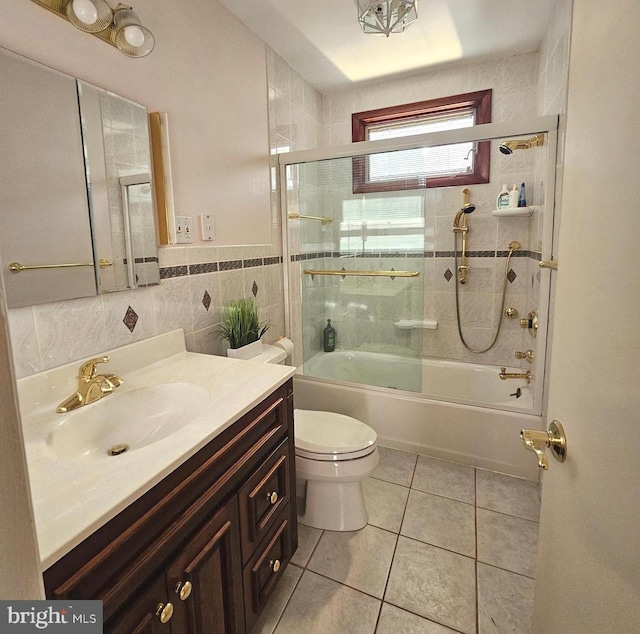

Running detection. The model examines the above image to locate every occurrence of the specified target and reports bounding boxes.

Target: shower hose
[453,238,519,354]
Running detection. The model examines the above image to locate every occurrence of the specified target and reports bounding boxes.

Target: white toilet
[251,343,379,531]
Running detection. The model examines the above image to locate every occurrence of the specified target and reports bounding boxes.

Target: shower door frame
[278,115,560,416]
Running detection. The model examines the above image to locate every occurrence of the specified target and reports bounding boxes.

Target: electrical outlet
[200,214,214,241]
[175,215,193,243]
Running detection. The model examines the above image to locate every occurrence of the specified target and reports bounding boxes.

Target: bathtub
[295,350,543,479]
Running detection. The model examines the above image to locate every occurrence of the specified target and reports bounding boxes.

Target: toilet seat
[294,409,377,462]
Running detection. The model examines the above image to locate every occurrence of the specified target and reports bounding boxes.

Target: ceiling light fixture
[30,0,155,58]
[357,0,418,37]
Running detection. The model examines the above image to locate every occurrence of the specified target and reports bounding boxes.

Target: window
[351,90,492,193]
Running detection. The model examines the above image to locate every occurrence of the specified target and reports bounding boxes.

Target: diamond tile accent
[123,306,138,332]
[507,268,517,283]
[202,290,211,311]
[444,268,453,282]
[252,281,259,297]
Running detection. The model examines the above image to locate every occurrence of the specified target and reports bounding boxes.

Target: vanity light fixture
[30,0,155,58]
[357,0,418,37]
[66,0,112,33]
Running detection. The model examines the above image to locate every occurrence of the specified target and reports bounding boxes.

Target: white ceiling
[219,0,555,94]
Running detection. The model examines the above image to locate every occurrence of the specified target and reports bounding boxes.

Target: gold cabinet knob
[269,559,281,573]
[156,602,174,624]
[175,580,193,601]
[267,491,278,505]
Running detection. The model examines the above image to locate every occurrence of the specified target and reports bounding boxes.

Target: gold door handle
[520,420,567,470]
[175,580,192,601]
[267,491,278,505]
[269,559,281,573]
[156,602,174,624]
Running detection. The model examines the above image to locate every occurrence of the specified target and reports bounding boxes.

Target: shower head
[499,134,545,155]
[461,202,476,213]
[460,187,475,213]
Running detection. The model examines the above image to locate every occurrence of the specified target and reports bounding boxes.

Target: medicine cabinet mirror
[0,47,160,309]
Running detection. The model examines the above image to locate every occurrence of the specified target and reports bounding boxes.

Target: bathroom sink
[48,383,211,460]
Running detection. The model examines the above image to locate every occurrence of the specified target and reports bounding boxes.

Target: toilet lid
[294,409,377,460]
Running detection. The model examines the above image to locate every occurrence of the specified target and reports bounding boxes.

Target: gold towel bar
[304,269,420,279]
[288,213,332,224]
[539,259,558,270]
[8,259,112,273]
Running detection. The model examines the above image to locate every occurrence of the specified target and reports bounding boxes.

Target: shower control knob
[519,311,538,338]
[515,349,535,363]
[505,307,519,318]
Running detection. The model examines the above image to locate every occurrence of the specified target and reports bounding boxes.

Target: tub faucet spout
[499,368,532,384]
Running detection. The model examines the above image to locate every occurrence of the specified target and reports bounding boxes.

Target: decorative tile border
[160,265,189,279]
[189,263,218,275]
[293,249,542,261]
[159,256,283,280]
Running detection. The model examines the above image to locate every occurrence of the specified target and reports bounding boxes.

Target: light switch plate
[200,214,214,241]
[175,215,193,243]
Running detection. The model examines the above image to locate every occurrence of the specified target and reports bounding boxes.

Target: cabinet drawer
[238,439,290,563]
[242,511,292,632]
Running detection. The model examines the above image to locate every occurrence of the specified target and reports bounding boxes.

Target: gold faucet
[499,367,532,384]
[56,356,123,413]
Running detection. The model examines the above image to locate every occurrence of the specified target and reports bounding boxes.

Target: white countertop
[17,330,296,570]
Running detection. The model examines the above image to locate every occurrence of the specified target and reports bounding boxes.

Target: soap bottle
[497,184,509,209]
[508,184,519,209]
[518,182,527,208]
[323,319,336,352]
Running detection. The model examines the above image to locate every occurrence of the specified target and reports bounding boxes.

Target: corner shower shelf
[492,206,535,217]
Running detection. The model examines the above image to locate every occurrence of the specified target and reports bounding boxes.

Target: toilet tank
[249,344,287,364]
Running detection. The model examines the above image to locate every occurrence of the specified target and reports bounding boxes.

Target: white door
[532,1,640,632]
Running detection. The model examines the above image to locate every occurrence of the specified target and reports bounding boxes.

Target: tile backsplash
[8,245,285,378]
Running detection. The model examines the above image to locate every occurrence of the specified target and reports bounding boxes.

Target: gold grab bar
[304,269,420,279]
[288,213,332,224]
[539,259,558,270]
[8,259,112,273]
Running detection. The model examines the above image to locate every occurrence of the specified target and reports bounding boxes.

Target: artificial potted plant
[216,297,271,360]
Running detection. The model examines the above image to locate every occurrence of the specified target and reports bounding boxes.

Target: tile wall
[266,48,325,366]
[289,52,551,369]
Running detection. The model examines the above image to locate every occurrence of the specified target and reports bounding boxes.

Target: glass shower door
[290,153,425,392]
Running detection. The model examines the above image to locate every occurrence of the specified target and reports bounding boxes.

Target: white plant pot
[226,340,263,360]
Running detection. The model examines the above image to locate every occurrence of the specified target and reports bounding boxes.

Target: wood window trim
[351,89,492,194]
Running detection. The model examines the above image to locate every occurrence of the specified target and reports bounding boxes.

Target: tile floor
[252,446,541,634]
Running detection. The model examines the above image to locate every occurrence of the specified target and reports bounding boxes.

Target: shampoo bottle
[497,184,509,209]
[323,319,336,352]
[518,182,527,208]
[508,184,519,209]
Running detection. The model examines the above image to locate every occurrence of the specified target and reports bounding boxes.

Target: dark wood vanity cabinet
[43,380,297,633]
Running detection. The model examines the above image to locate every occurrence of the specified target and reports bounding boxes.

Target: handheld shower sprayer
[499,134,545,155]
[452,188,475,284]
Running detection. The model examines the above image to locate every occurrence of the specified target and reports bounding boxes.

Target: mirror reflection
[78,81,160,292]
[0,47,159,309]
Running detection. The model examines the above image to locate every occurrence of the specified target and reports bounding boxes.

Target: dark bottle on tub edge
[323,319,336,352]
